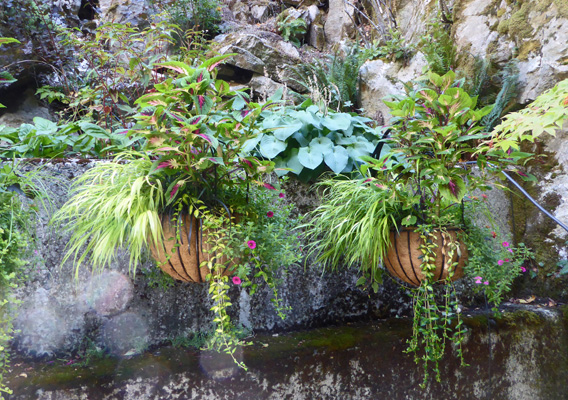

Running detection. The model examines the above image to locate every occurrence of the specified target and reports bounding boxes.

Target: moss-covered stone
[517,40,540,60]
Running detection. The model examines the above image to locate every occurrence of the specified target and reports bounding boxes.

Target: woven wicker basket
[150,214,233,283]
[384,228,467,287]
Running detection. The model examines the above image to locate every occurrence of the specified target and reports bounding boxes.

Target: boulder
[215,31,304,91]
[324,0,355,46]
[358,52,427,122]
[97,0,151,27]
[453,0,568,103]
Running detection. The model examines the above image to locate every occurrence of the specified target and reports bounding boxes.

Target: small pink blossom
[279,192,285,198]
[232,276,242,285]
[267,211,274,218]
[502,241,510,247]
[505,258,510,262]
[483,281,489,285]
[520,267,527,273]
[508,248,513,253]
[482,194,488,200]
[247,240,256,249]
[498,260,504,266]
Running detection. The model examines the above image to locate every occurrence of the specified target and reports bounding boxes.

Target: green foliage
[152,0,222,40]
[484,78,568,153]
[0,118,144,158]
[464,204,533,309]
[0,163,43,399]
[480,61,520,130]
[293,46,365,112]
[405,225,466,387]
[277,14,307,47]
[419,19,456,75]
[53,56,300,369]
[363,29,414,63]
[305,69,540,385]
[45,20,179,129]
[302,174,397,287]
[52,155,165,276]
[0,38,20,109]
[245,98,383,181]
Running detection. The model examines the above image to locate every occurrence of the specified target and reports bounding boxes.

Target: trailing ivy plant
[0,163,44,398]
[244,98,384,182]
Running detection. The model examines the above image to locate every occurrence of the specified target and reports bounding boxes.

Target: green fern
[481,61,519,130]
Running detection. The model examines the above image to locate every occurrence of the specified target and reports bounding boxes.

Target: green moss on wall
[509,3,534,38]
[517,40,540,60]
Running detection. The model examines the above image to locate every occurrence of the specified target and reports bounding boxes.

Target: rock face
[10,162,411,360]
[358,52,428,122]
[7,306,568,400]
[452,0,568,103]
[215,30,305,91]
[324,0,355,46]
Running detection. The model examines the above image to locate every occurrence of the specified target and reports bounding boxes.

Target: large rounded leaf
[322,113,352,131]
[287,148,304,175]
[298,146,324,170]
[273,120,303,140]
[259,135,287,159]
[309,137,334,155]
[324,145,349,174]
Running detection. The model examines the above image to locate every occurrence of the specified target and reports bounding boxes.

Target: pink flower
[483,281,489,285]
[520,267,527,273]
[482,194,488,200]
[498,260,504,266]
[232,276,242,285]
[502,241,510,247]
[474,276,483,284]
[279,192,285,198]
[508,248,513,253]
[505,258,510,262]
[267,211,274,218]
[247,240,256,249]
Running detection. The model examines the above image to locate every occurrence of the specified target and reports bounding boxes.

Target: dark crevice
[78,0,99,20]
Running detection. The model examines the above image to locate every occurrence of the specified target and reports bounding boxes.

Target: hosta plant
[245,99,384,182]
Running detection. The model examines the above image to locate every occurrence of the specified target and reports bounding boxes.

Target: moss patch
[509,3,534,39]
[517,40,541,60]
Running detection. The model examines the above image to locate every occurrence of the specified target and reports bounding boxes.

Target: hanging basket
[149,214,233,283]
[384,228,467,287]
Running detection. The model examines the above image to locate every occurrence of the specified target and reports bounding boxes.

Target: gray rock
[358,52,427,122]
[97,0,151,27]
[324,0,355,46]
[215,31,304,91]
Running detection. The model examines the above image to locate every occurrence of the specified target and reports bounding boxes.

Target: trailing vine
[405,225,467,387]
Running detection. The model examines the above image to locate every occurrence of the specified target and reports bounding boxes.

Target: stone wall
[6,305,568,400]
[10,161,413,360]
